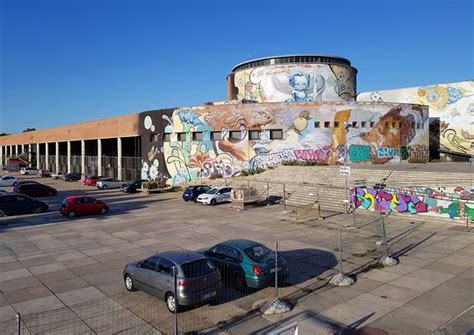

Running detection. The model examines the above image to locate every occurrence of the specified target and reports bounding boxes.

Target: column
[81,140,85,176]
[36,143,40,169]
[55,142,59,173]
[67,141,71,173]
[28,144,32,167]
[117,137,122,180]
[45,143,49,171]
[97,139,102,176]
[0,146,3,167]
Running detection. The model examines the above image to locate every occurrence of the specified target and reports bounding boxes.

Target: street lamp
[343,122,352,214]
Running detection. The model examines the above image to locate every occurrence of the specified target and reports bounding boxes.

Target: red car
[60,196,109,218]
[84,176,103,186]
[39,169,51,177]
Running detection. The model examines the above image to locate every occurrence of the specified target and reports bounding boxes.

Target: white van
[20,167,39,175]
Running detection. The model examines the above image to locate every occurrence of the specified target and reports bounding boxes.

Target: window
[334,121,340,128]
[193,132,204,141]
[157,258,174,275]
[249,130,260,140]
[324,122,330,128]
[314,121,320,128]
[211,131,221,140]
[398,122,402,129]
[141,257,159,270]
[352,121,358,128]
[361,121,367,128]
[177,132,186,141]
[181,259,216,278]
[270,129,283,140]
[163,133,171,142]
[370,121,375,127]
[385,122,390,129]
[392,122,397,128]
[411,122,415,129]
[229,131,241,140]
[152,134,159,142]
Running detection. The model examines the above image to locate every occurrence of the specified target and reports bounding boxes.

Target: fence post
[173,267,178,335]
[16,313,21,335]
[329,227,354,286]
[266,181,269,201]
[275,242,279,299]
[338,227,344,274]
[378,212,398,266]
[283,184,287,212]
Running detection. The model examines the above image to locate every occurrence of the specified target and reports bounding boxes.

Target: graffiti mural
[138,102,429,185]
[353,186,474,220]
[358,81,474,157]
[229,64,357,103]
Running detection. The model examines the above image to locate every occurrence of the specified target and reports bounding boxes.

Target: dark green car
[199,239,288,290]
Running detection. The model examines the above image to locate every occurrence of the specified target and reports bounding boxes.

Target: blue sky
[1,0,472,133]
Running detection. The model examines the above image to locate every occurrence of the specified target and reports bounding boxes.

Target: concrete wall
[139,102,429,185]
[228,63,357,102]
[358,81,474,157]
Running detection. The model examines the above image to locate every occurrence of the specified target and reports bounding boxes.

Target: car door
[151,257,175,299]
[207,245,238,278]
[1,195,17,215]
[133,256,159,293]
[13,195,34,214]
[86,197,100,214]
[216,188,231,203]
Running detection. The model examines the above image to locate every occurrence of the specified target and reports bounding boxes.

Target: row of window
[314,121,424,130]
[233,55,350,72]
[157,129,284,142]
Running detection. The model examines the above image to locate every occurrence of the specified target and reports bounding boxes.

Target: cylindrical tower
[227,54,357,103]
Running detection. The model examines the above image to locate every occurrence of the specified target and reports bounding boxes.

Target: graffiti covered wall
[358,81,474,157]
[229,64,357,103]
[139,102,429,185]
[352,186,474,220]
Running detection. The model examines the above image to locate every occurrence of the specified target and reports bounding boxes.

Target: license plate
[202,291,216,299]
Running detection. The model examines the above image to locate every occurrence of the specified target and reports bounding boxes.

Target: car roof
[217,239,263,249]
[154,250,206,264]
[66,196,89,199]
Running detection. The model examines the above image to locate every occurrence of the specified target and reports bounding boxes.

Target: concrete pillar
[36,143,40,169]
[45,143,49,171]
[117,137,122,180]
[97,139,102,176]
[55,142,59,173]
[67,141,71,174]
[28,144,32,167]
[0,146,3,167]
[81,140,85,176]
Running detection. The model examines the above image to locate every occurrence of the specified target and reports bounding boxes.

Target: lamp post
[344,123,352,214]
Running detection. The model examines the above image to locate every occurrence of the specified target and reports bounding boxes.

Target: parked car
[120,179,146,193]
[0,189,7,195]
[52,172,64,180]
[20,167,39,175]
[123,250,221,313]
[96,178,125,190]
[38,169,51,177]
[84,175,103,186]
[14,180,39,186]
[182,185,211,202]
[60,196,109,218]
[196,187,233,206]
[64,173,82,182]
[199,239,288,290]
[0,176,19,187]
[14,183,58,197]
[0,194,49,216]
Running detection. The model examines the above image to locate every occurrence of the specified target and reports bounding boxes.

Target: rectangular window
[229,131,241,140]
[211,131,221,140]
[361,121,367,128]
[177,132,186,141]
[334,121,340,128]
[352,121,358,128]
[270,129,283,140]
[385,122,390,129]
[392,122,397,128]
[324,121,330,128]
[411,122,415,129]
[152,134,159,142]
[248,130,260,140]
[370,121,375,127]
[163,133,171,142]
[193,132,203,141]
[399,122,402,128]
[314,121,320,128]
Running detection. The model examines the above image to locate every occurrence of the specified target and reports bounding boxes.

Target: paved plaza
[0,175,472,334]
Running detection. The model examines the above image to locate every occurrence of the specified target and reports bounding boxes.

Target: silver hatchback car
[123,250,222,313]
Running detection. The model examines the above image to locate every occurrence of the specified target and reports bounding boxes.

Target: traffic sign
[340,166,351,176]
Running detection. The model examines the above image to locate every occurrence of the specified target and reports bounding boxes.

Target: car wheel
[235,273,246,292]
[210,199,217,206]
[102,185,108,190]
[166,292,179,313]
[124,275,136,291]
[34,206,44,214]
[99,207,108,214]
[68,211,76,218]
[0,210,5,217]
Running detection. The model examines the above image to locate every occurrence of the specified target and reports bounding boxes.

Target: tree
[22,128,36,132]
[0,133,9,136]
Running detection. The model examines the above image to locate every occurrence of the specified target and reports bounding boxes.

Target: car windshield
[206,188,219,195]
[181,259,216,278]
[244,245,275,263]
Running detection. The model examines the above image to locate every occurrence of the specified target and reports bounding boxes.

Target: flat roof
[231,54,352,72]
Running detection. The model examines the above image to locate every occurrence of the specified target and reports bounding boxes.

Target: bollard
[338,227,344,274]
[275,242,279,299]
[173,267,178,335]
[16,313,21,335]
[283,184,287,212]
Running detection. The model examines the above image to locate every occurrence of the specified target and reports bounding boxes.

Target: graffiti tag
[377,147,399,158]
[349,145,371,163]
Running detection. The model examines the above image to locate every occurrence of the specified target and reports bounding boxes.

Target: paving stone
[360,269,403,283]
[4,285,52,304]
[320,302,381,328]
[45,277,90,294]
[390,276,439,292]
[79,247,114,256]
[19,255,58,268]
[0,305,16,323]
[12,295,65,315]
[56,286,107,306]
[28,262,67,275]
[382,305,454,332]
[421,261,469,275]
[35,269,78,284]
[0,268,32,283]
[0,256,16,264]
[0,261,24,273]
[63,256,98,268]
[407,290,471,318]
[406,268,455,284]
[49,249,87,261]
[369,314,431,335]
[0,276,42,292]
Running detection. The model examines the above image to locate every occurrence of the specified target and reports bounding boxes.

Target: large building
[4,54,467,185]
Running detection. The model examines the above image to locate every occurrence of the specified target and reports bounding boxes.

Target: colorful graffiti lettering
[349,145,371,163]
[294,148,329,161]
[377,147,399,158]
[408,144,429,161]
[250,151,295,170]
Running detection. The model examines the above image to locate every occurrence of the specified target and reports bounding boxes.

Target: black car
[0,194,49,216]
[13,183,58,197]
[120,179,146,193]
[64,173,82,181]
[182,185,211,202]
